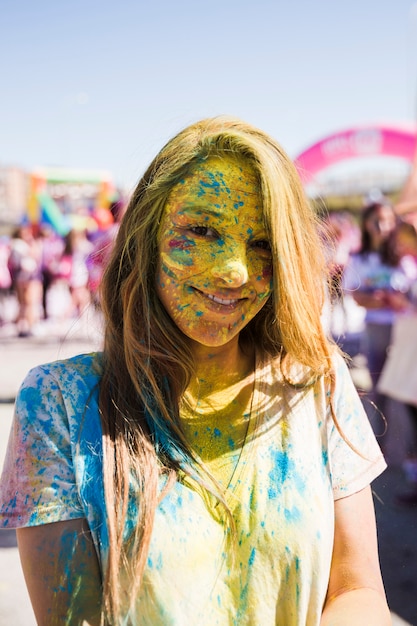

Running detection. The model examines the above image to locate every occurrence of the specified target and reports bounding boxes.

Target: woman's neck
[187,340,255,400]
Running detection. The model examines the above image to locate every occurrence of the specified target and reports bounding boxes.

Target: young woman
[343,201,413,443]
[0,117,390,625]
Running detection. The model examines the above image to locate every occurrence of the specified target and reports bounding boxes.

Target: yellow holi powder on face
[156,156,273,351]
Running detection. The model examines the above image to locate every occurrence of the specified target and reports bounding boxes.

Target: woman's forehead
[170,156,260,200]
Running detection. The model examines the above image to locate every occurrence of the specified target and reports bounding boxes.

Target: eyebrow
[177,206,226,219]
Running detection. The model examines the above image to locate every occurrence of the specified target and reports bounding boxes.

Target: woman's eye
[189,226,216,237]
[252,239,271,252]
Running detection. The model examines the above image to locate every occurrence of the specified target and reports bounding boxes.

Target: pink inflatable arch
[294,123,417,186]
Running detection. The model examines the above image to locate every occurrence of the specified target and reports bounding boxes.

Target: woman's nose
[211,257,249,287]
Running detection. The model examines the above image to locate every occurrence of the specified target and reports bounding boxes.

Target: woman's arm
[320,485,391,625]
[17,518,102,626]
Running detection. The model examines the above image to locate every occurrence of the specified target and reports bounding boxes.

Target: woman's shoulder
[264,348,346,388]
[20,352,104,401]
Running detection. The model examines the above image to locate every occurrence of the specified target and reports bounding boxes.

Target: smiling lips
[207,293,239,306]
[194,288,247,308]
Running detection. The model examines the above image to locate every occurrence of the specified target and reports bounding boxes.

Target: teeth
[207,294,238,305]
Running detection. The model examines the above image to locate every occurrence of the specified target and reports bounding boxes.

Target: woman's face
[156,156,273,349]
[365,204,396,248]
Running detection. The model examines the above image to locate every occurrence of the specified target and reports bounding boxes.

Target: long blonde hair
[99,116,333,621]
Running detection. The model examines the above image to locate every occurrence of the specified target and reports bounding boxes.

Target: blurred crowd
[0,199,125,337]
[322,196,417,505]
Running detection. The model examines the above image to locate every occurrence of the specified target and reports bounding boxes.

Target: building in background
[0,167,28,230]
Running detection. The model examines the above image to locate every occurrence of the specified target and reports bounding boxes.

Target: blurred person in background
[38,224,65,320]
[321,210,365,358]
[60,228,93,317]
[342,199,413,447]
[87,197,126,307]
[0,234,13,326]
[8,223,43,337]
[377,219,417,504]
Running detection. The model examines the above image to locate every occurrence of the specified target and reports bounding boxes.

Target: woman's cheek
[160,243,196,277]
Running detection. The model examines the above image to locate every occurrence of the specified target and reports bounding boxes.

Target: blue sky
[1,0,417,189]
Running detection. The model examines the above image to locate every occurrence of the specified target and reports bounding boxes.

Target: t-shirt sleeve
[0,364,85,528]
[326,353,387,499]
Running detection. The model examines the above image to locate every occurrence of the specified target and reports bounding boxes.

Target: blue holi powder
[213,428,222,438]
[195,310,203,316]
[247,227,253,235]
[160,495,179,520]
[248,546,256,567]
[198,178,218,197]
[284,506,301,522]
[234,201,244,209]
[177,303,190,311]
[228,437,235,450]
[156,552,163,571]
[267,449,291,499]
[200,177,220,189]
[322,449,328,466]
[161,263,176,279]
[172,253,194,267]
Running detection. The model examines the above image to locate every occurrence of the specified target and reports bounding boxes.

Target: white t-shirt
[0,351,386,625]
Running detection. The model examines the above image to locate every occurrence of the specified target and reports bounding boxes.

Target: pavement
[0,309,416,625]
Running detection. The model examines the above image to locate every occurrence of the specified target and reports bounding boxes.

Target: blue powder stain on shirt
[155,552,163,571]
[160,495,179,520]
[284,506,301,522]
[267,449,290,498]
[322,449,328,466]
[248,546,256,566]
